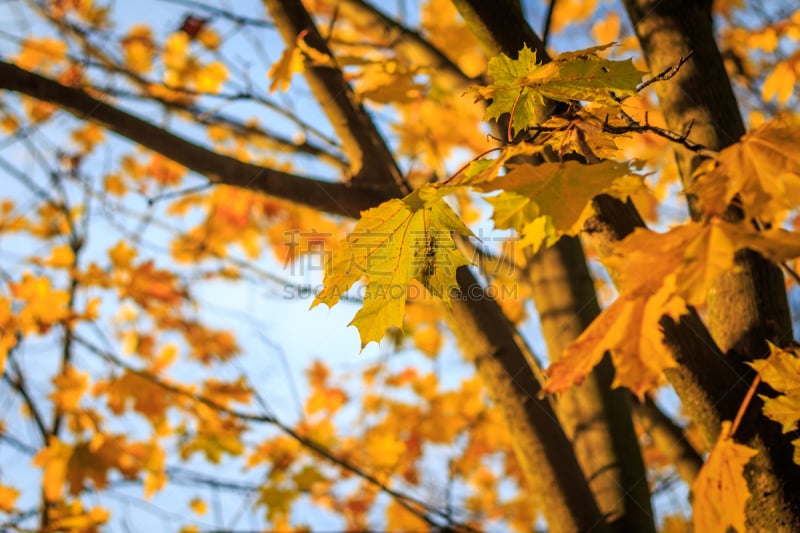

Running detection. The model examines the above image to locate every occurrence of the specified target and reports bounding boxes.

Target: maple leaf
[195,61,227,93]
[50,366,90,413]
[608,221,800,308]
[267,44,304,93]
[312,184,473,348]
[10,273,70,333]
[692,421,758,533]
[544,281,683,398]
[121,24,156,74]
[750,344,800,437]
[0,483,20,512]
[689,119,800,220]
[46,501,110,532]
[470,44,644,133]
[189,497,208,516]
[98,369,173,423]
[551,220,800,397]
[477,160,641,250]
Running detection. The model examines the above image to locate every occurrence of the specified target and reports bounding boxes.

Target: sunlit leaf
[693,421,757,533]
[313,184,473,348]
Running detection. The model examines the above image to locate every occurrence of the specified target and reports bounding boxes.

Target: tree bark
[620,0,792,359]
[622,1,800,529]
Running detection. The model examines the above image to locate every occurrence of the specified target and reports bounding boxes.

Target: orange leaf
[692,421,757,533]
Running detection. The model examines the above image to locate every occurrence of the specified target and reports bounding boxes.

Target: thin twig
[636,51,696,93]
[542,0,558,48]
[730,347,778,436]
[159,0,275,27]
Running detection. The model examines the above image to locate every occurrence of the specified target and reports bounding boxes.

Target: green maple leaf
[312,184,473,348]
[476,45,544,133]
[478,160,640,249]
[533,45,644,104]
[470,44,645,134]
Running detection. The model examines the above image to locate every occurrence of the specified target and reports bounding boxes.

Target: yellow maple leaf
[196,61,228,93]
[108,240,137,269]
[98,369,172,422]
[0,483,20,512]
[163,31,190,72]
[385,498,429,531]
[762,55,799,104]
[608,221,800,309]
[364,427,407,470]
[35,244,75,269]
[749,344,800,465]
[544,281,682,398]
[33,437,72,501]
[312,184,473,348]
[16,37,67,72]
[10,273,70,332]
[690,118,800,220]
[477,160,641,250]
[692,421,758,533]
[197,26,221,50]
[267,45,305,93]
[50,366,90,413]
[189,497,207,516]
[71,123,105,153]
[121,24,156,74]
[46,501,109,532]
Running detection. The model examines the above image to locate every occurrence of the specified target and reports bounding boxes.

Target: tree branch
[631,397,703,484]
[263,0,409,192]
[337,0,481,89]
[0,61,384,218]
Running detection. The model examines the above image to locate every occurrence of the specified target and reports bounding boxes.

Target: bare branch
[337,0,481,88]
[264,0,409,192]
[0,61,384,218]
[159,0,275,28]
[636,51,696,92]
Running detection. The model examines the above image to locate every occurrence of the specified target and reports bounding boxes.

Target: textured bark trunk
[621,2,800,528]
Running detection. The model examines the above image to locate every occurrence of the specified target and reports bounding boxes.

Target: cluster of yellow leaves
[15,37,67,73]
[477,159,646,250]
[46,0,109,27]
[43,500,110,532]
[121,24,157,75]
[546,220,800,397]
[721,9,800,105]
[394,92,488,174]
[420,0,486,77]
[109,240,186,314]
[161,31,227,94]
[33,434,164,500]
